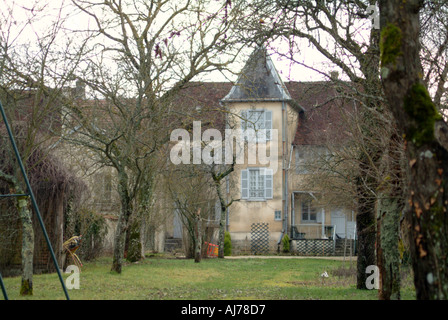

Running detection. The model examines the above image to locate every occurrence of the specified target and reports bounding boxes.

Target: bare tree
[63,0,245,273]
[164,163,218,262]
[237,0,389,290]
[0,0,83,295]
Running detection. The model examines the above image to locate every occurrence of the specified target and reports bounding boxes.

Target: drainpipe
[289,146,294,237]
[277,101,288,251]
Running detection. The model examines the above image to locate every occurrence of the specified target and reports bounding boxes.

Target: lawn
[1,255,416,300]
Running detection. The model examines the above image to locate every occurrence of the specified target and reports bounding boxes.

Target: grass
[1,255,416,300]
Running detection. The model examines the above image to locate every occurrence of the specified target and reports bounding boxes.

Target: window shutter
[264,168,273,199]
[241,169,248,199]
[264,110,272,141]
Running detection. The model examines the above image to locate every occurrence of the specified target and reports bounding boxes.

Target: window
[241,109,272,142]
[302,199,317,223]
[241,168,273,200]
[249,168,264,198]
[274,210,282,221]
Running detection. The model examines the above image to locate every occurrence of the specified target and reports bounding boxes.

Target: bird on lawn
[320,271,329,285]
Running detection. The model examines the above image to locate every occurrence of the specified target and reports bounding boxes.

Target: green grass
[1,255,416,300]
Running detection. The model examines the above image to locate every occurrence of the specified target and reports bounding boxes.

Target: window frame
[274,210,282,221]
[301,199,317,223]
[241,109,272,142]
[241,167,273,201]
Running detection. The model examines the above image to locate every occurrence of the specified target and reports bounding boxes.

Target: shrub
[224,232,232,256]
[282,234,290,253]
[70,207,108,261]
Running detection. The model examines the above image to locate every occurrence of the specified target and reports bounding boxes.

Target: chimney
[330,71,339,81]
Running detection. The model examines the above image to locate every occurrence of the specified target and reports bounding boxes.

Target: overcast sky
[3,0,374,84]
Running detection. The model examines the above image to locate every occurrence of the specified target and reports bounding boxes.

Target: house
[8,46,358,261]
[166,46,358,255]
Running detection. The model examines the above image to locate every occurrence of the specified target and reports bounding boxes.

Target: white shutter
[241,169,248,199]
[264,110,272,141]
[264,168,273,199]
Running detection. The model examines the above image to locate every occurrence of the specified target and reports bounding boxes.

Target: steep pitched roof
[221,46,292,102]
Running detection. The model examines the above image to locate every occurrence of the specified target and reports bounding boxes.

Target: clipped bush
[224,231,232,256]
[282,234,290,253]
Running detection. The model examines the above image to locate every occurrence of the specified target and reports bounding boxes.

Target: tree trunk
[111,171,133,274]
[125,218,143,263]
[18,196,34,296]
[356,178,377,289]
[217,206,226,259]
[379,0,448,299]
[194,209,201,263]
[0,171,35,296]
[377,194,401,300]
[376,130,404,300]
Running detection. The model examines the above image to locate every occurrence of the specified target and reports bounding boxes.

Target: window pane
[275,210,281,220]
[301,201,309,220]
[248,110,264,130]
[310,206,317,221]
[249,169,264,198]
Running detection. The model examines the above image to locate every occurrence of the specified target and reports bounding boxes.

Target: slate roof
[221,46,293,103]
[285,81,353,146]
[66,47,354,147]
[175,80,353,147]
